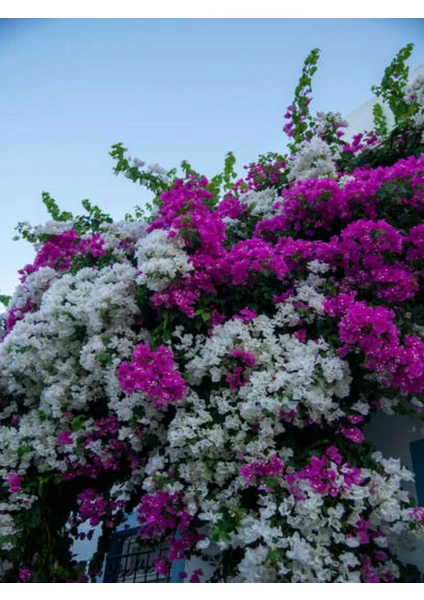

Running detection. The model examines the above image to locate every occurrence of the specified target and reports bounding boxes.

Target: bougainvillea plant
[1,45,424,583]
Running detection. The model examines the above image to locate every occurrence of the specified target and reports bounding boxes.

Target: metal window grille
[103,528,171,583]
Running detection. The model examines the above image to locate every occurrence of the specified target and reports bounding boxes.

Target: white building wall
[344,63,424,139]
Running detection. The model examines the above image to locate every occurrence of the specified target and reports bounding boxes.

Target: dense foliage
[1,46,424,583]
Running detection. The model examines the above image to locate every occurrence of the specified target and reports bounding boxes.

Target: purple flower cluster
[75,232,106,257]
[224,239,288,285]
[137,490,183,539]
[4,298,35,334]
[60,416,140,480]
[225,348,257,389]
[19,230,80,280]
[240,455,284,486]
[335,301,424,395]
[77,488,108,527]
[244,155,288,190]
[19,230,107,283]
[148,175,214,232]
[118,344,187,409]
[75,488,125,530]
[7,473,23,494]
[342,130,380,154]
[285,447,364,500]
[254,154,424,240]
[151,270,217,318]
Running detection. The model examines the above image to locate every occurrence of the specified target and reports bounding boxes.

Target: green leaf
[17,444,32,457]
[0,294,11,307]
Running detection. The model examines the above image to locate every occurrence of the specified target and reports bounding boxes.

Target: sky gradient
[1,18,424,297]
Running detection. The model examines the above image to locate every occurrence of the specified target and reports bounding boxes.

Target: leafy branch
[283,48,321,152]
[371,43,415,126]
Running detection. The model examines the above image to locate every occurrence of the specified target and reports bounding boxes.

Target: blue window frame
[103,527,185,583]
[410,439,424,505]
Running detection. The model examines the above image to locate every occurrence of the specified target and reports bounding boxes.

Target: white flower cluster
[314,111,348,140]
[129,155,170,184]
[31,220,76,238]
[0,253,149,490]
[7,266,58,318]
[405,75,424,128]
[14,220,75,245]
[215,451,412,582]
[135,229,193,291]
[288,138,338,182]
[184,302,350,430]
[242,189,279,219]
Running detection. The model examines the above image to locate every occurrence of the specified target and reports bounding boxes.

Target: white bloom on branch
[288,138,338,182]
[135,229,193,291]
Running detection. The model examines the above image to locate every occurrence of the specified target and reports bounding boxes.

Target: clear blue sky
[1,18,424,297]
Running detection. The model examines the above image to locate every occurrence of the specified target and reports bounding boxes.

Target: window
[410,439,424,505]
[406,439,424,583]
[103,527,184,583]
